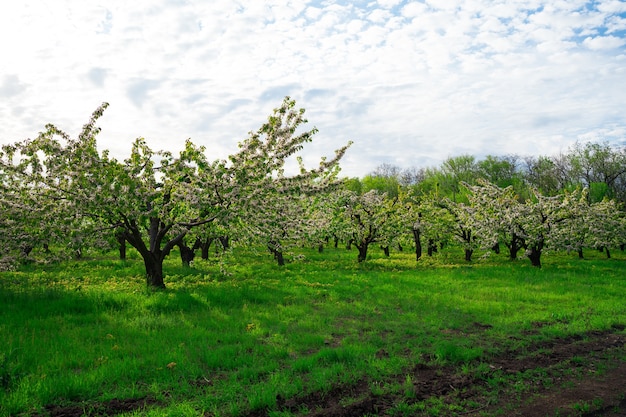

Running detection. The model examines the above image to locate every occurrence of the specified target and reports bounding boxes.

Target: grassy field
[1,245,625,416]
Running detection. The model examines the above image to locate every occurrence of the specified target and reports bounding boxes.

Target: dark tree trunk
[269,247,285,266]
[116,233,127,260]
[219,236,230,251]
[578,248,584,259]
[203,238,213,259]
[346,239,354,250]
[506,234,523,260]
[461,229,473,261]
[427,239,437,256]
[620,243,624,251]
[527,239,543,268]
[118,241,127,260]
[381,245,390,257]
[268,241,285,266]
[21,245,33,257]
[333,235,339,248]
[413,228,422,261]
[275,250,285,266]
[528,248,541,267]
[143,253,166,289]
[318,244,324,253]
[177,241,195,267]
[606,247,611,259]
[192,237,213,260]
[122,217,181,289]
[357,243,368,262]
[492,242,500,254]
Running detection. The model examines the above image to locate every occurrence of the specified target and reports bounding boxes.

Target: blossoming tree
[1,97,349,287]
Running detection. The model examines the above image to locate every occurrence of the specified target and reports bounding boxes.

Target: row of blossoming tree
[2,99,625,287]
[314,185,624,268]
[333,147,626,267]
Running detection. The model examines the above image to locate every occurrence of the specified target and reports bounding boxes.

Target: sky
[1,1,625,178]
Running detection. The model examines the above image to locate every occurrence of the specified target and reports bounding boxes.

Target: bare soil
[33,397,159,417]
[273,329,626,417]
[28,329,626,417]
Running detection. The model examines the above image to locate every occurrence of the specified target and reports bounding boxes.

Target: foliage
[227,97,349,265]
[0,98,350,286]
[567,141,626,202]
[464,181,592,267]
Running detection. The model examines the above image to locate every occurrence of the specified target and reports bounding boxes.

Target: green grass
[1,245,625,416]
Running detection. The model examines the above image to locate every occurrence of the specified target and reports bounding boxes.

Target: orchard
[1,99,626,287]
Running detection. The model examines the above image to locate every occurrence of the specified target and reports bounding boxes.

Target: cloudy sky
[1,1,625,177]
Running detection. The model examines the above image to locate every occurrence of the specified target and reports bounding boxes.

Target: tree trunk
[578,248,584,259]
[269,247,285,266]
[124,218,178,289]
[202,238,213,259]
[143,254,166,289]
[318,244,324,253]
[427,239,437,256]
[275,250,285,266]
[492,242,500,254]
[268,241,285,266]
[219,236,230,251]
[527,240,543,268]
[528,248,541,267]
[606,247,611,259]
[506,234,523,260]
[413,228,422,261]
[116,233,127,260]
[381,245,390,257]
[177,241,195,267]
[357,242,368,262]
[333,235,339,248]
[346,239,354,250]
[192,237,213,260]
[21,245,33,257]
[461,229,473,262]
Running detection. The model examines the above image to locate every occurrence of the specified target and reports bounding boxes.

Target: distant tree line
[338,143,626,266]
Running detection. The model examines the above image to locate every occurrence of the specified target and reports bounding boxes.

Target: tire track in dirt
[269,329,626,417]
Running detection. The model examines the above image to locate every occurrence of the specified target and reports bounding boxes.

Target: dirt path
[31,330,626,417]
[513,361,626,416]
[274,329,626,417]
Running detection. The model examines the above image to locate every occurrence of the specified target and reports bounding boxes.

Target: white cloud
[0,75,28,98]
[583,35,626,49]
[376,0,403,9]
[0,0,625,177]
